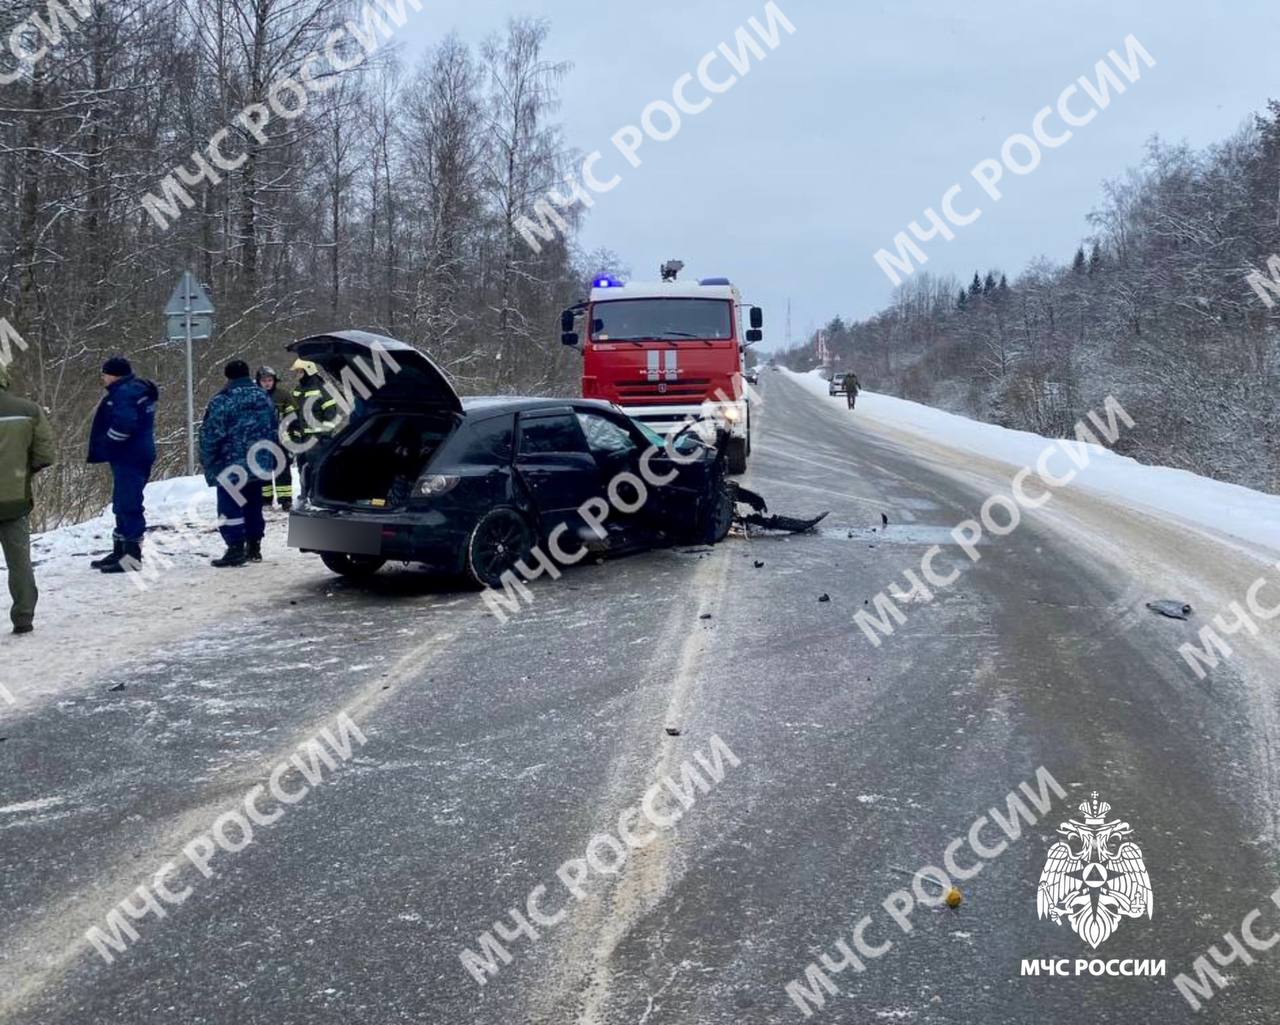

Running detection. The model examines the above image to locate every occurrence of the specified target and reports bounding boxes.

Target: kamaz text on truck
[560,262,763,474]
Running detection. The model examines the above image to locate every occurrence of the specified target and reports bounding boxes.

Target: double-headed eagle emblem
[1037,792,1152,948]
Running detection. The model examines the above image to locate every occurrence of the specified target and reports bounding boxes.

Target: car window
[452,415,513,463]
[576,413,637,456]
[519,414,588,456]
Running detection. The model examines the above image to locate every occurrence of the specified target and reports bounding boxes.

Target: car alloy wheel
[467,508,534,588]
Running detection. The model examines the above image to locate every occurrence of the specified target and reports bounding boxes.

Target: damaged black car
[286,331,738,585]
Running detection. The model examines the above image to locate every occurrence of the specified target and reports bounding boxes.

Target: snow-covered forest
[782,103,1280,494]
[0,0,590,527]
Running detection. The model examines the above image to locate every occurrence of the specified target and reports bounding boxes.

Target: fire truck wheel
[320,552,386,579]
[726,438,748,475]
[466,507,534,589]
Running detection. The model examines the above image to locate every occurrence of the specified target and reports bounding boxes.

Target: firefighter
[289,358,341,496]
[845,372,861,410]
[256,366,295,510]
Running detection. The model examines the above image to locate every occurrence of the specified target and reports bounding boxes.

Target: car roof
[461,396,619,417]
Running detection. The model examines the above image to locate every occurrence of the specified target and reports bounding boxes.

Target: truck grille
[615,377,712,402]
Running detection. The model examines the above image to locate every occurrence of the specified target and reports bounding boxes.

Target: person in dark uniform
[200,361,279,567]
[87,356,158,573]
[256,366,295,510]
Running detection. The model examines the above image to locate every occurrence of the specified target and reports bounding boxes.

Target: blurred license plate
[287,515,382,556]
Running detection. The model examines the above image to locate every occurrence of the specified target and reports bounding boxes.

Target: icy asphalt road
[3,372,1280,1025]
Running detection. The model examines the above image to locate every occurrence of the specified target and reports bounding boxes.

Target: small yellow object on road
[945,887,963,908]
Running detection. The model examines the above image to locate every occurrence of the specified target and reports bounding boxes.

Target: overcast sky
[400,1,1279,349]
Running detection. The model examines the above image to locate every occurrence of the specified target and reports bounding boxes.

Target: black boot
[279,499,292,512]
[212,543,247,568]
[91,537,124,570]
[101,540,143,574]
[247,539,263,563]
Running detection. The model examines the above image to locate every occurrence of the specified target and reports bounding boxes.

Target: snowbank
[785,368,1280,555]
[32,475,216,563]
[2,476,322,711]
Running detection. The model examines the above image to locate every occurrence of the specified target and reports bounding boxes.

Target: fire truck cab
[561,268,762,475]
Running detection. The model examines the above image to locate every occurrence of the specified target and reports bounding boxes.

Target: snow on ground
[0,476,325,711]
[786,368,1280,556]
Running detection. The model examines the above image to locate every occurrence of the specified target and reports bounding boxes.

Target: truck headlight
[721,406,741,422]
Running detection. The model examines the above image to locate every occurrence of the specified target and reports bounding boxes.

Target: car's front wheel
[691,464,735,545]
[725,437,748,475]
[320,552,386,578]
[465,507,534,588]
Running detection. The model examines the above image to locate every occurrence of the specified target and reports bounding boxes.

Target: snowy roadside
[0,476,326,714]
[785,368,1280,557]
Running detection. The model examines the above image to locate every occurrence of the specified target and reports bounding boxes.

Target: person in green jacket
[0,360,56,634]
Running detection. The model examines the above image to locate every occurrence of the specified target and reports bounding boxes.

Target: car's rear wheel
[320,552,386,578]
[466,507,534,588]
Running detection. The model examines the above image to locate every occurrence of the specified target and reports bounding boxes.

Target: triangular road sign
[164,270,214,316]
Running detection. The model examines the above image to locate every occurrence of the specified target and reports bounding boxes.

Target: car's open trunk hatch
[313,410,456,510]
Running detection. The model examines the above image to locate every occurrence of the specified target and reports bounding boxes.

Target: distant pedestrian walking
[0,360,55,633]
[200,361,279,568]
[256,366,295,510]
[845,372,861,410]
[87,356,158,574]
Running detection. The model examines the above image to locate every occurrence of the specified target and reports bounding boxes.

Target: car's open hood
[287,331,462,414]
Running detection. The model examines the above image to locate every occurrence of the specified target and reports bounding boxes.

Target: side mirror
[750,306,763,330]
[560,309,576,332]
[561,332,579,347]
[745,329,763,344]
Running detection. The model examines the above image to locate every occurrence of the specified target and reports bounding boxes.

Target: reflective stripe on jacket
[290,374,342,437]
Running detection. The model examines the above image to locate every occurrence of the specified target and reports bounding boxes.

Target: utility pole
[786,298,792,348]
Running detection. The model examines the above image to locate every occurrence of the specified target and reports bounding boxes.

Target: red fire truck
[560,262,763,474]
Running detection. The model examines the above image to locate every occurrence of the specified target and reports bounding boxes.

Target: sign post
[164,272,215,475]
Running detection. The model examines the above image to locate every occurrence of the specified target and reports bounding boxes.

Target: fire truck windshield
[592,298,732,342]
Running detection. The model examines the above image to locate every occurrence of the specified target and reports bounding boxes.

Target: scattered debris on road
[753,560,765,568]
[732,484,828,535]
[699,613,713,620]
[1146,600,1193,620]
[665,727,682,737]
[818,593,831,603]
[107,682,126,692]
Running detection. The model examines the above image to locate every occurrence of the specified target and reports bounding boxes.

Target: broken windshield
[592,298,733,341]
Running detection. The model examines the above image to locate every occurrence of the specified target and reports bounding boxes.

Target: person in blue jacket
[199,360,279,568]
[87,356,159,574]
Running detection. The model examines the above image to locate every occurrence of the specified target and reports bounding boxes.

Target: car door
[577,408,717,538]
[514,410,604,541]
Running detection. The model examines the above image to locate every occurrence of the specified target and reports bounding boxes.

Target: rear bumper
[288,508,467,572]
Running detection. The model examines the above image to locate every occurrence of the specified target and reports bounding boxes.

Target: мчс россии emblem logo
[1037,792,1152,948]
